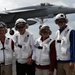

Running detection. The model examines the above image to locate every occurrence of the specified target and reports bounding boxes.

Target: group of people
[0,13,75,75]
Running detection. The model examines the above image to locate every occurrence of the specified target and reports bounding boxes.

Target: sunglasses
[55,18,66,23]
[16,24,25,29]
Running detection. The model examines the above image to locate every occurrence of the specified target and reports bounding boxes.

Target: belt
[57,60,70,63]
[0,63,5,65]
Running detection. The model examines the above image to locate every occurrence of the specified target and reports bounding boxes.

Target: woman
[33,25,56,75]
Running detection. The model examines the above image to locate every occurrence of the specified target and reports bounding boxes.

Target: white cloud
[51,1,68,6]
[0,0,75,10]
[72,3,75,7]
[0,0,18,10]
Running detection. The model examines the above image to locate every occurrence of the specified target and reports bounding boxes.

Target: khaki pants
[57,62,75,75]
[0,64,12,75]
[35,68,49,75]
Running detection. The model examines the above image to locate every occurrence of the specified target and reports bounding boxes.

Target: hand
[48,71,53,75]
[69,62,74,69]
[27,58,32,65]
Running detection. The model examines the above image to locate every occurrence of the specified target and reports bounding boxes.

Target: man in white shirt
[0,22,14,75]
[13,18,35,75]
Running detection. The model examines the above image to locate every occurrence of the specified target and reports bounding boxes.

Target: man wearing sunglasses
[55,13,75,75]
[13,18,35,75]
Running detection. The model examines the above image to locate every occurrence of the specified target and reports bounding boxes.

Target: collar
[59,25,67,34]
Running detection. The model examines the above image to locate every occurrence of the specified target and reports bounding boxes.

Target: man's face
[16,22,26,35]
[17,27,26,35]
[56,19,66,28]
[0,28,6,37]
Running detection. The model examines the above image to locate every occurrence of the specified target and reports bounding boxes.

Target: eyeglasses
[40,29,50,33]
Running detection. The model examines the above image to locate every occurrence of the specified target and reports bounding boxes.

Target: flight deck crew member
[13,18,35,75]
[54,13,75,75]
[0,22,14,75]
[33,25,56,75]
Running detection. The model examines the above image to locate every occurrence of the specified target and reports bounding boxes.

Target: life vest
[34,36,53,65]
[0,37,13,65]
[14,31,33,64]
[55,26,72,60]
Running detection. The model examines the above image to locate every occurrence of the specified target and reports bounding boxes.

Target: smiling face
[17,27,26,35]
[39,25,52,40]
[55,18,66,28]
[16,22,27,35]
[41,31,50,39]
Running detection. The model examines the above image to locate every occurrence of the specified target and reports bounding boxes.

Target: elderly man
[13,18,35,75]
[0,22,14,75]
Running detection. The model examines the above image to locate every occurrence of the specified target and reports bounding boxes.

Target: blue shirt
[70,30,75,62]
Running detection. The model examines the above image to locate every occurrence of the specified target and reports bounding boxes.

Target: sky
[0,0,75,39]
